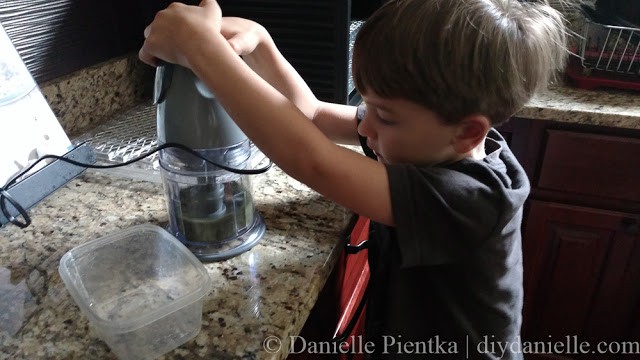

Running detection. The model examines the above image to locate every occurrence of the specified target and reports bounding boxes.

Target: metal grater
[72,103,161,181]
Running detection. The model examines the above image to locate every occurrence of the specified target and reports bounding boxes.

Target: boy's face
[358,92,460,165]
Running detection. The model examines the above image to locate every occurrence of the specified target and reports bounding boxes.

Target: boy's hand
[139,0,223,68]
[221,17,270,57]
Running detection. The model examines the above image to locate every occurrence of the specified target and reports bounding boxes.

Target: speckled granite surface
[517,81,640,129]
[0,167,351,359]
[39,54,152,138]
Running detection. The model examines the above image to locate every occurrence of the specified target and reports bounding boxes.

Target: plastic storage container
[59,224,212,360]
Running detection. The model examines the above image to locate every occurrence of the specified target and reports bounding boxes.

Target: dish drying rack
[567,16,640,91]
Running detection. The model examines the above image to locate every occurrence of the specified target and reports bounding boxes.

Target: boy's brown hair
[352,0,569,125]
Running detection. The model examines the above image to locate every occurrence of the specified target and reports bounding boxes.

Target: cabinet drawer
[538,130,640,202]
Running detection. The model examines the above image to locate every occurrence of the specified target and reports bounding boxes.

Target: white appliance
[0,21,72,187]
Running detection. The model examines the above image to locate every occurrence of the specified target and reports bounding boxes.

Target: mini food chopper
[154,63,265,262]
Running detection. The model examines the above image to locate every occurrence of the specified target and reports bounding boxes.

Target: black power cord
[0,142,273,229]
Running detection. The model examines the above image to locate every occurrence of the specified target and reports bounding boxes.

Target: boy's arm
[222,17,360,145]
[140,0,393,225]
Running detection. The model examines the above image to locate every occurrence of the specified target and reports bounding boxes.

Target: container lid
[58,224,212,333]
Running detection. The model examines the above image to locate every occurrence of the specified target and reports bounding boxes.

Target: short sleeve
[385,163,503,267]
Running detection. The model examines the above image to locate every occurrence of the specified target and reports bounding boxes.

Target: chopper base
[174,213,265,262]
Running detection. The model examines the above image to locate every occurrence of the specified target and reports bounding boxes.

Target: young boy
[139,0,568,358]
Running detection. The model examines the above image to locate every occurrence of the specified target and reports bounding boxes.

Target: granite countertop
[0,80,639,360]
[518,82,640,129]
[0,166,351,359]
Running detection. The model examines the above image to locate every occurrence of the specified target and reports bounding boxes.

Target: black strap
[332,285,369,343]
[345,237,368,254]
[332,107,375,350]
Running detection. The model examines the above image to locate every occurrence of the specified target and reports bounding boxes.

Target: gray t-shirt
[360,128,530,360]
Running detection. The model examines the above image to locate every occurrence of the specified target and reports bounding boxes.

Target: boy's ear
[451,115,491,154]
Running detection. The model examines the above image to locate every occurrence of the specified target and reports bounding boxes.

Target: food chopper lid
[155,63,248,150]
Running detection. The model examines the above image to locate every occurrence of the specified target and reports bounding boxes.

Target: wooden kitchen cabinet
[522,201,640,360]
[502,118,640,360]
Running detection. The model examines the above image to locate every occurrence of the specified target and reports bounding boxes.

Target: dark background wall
[0,0,166,84]
[1,0,381,103]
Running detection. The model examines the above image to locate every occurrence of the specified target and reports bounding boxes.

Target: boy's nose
[357,114,375,139]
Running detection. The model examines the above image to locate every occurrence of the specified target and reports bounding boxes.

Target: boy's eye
[377,117,397,126]
[366,102,398,126]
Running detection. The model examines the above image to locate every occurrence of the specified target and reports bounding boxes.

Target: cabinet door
[522,201,640,360]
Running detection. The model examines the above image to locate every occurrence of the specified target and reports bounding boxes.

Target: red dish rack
[566,17,640,91]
